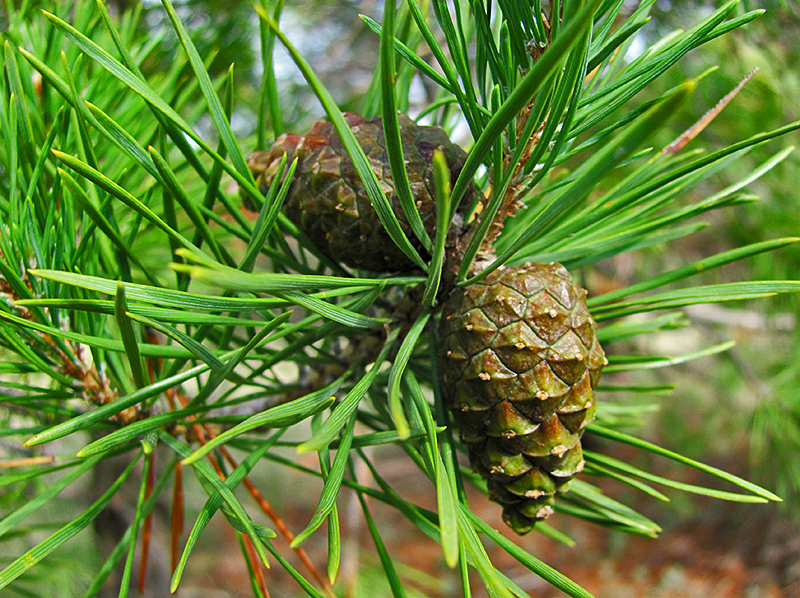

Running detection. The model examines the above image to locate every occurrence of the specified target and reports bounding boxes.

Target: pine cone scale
[438,262,606,534]
[245,113,473,272]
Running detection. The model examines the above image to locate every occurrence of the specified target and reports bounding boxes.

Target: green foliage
[1,0,798,596]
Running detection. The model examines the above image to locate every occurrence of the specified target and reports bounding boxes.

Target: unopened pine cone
[245,113,473,273]
[437,262,606,534]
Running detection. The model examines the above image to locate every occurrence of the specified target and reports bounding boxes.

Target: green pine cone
[245,113,473,273]
[437,262,606,534]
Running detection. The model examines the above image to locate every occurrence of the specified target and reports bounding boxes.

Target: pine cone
[437,262,606,534]
[245,113,473,273]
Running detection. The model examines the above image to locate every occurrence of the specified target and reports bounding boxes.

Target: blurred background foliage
[1,0,799,595]
[635,0,800,521]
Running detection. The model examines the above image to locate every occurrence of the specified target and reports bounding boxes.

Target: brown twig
[1,250,128,421]
[166,389,270,595]
[169,388,335,598]
[170,460,184,580]
[476,114,547,262]
[469,21,555,266]
[243,535,270,598]
[662,68,759,155]
[218,445,337,598]
[163,381,185,582]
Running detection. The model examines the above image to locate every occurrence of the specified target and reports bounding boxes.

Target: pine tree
[1,1,798,596]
